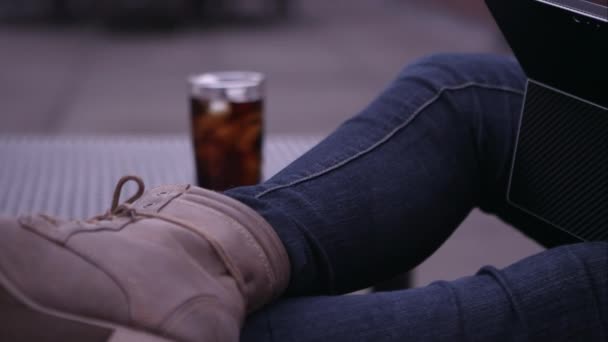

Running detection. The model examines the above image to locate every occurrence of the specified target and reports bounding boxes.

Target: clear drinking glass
[189,71,265,191]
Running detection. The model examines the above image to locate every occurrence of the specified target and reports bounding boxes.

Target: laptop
[485,0,608,241]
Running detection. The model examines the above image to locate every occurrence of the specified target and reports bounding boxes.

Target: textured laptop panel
[508,81,608,241]
[0,135,320,219]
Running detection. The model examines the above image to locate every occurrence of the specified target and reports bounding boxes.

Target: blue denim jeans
[225,54,608,341]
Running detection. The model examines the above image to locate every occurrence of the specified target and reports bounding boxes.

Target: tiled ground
[0,0,542,287]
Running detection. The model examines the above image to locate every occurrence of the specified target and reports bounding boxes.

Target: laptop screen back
[486,0,608,243]
[486,0,607,108]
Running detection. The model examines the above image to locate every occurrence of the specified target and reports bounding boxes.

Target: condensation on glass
[189,72,264,191]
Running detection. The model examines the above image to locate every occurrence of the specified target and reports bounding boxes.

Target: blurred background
[0,0,543,287]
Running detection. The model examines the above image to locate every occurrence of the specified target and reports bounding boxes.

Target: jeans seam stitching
[565,245,607,340]
[255,82,524,199]
[479,265,530,339]
[435,280,467,340]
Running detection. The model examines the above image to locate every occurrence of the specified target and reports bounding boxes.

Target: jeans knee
[397,53,525,91]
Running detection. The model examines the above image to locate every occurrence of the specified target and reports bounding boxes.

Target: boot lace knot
[91,175,145,221]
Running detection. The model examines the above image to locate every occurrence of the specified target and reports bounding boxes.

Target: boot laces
[91,175,145,221]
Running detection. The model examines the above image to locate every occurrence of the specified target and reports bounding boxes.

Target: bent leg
[242,242,608,342]
[226,53,527,295]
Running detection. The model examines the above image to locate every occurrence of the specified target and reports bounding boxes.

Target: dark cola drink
[189,72,264,191]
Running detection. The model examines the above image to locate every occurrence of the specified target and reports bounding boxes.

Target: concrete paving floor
[0,0,543,287]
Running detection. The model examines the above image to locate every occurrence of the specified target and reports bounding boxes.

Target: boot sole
[0,273,176,342]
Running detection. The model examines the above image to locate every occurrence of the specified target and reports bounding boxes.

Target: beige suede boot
[0,175,290,342]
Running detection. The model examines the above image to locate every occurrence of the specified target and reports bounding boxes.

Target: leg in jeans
[225,54,608,340]
[226,53,527,294]
[241,243,607,342]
